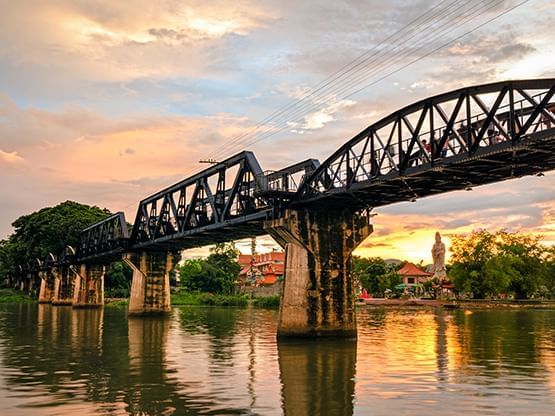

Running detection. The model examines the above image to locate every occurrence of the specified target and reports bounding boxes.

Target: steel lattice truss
[295,79,555,209]
[128,152,318,251]
[77,212,129,262]
[57,246,76,266]
[13,78,554,269]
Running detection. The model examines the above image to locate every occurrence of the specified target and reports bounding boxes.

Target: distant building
[397,262,433,286]
[237,252,285,296]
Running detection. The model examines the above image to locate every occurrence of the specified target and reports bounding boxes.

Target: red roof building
[237,252,285,287]
[397,262,433,286]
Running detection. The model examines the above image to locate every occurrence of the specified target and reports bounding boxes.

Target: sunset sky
[1,0,554,264]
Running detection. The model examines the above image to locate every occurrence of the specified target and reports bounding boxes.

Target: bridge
[14,79,555,337]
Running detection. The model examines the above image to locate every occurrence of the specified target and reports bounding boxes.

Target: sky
[0,0,554,264]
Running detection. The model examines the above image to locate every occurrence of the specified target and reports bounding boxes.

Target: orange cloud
[0,149,24,164]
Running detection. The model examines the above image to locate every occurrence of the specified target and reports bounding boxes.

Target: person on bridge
[487,121,497,144]
[542,104,554,129]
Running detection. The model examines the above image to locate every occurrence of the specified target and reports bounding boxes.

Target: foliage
[105,299,129,308]
[0,201,111,279]
[545,247,555,298]
[177,243,241,295]
[450,230,551,299]
[0,289,35,303]
[252,295,281,309]
[352,256,402,297]
[171,291,280,308]
[104,261,132,298]
[171,291,249,307]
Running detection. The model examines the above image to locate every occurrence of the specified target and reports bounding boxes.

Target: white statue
[431,232,446,279]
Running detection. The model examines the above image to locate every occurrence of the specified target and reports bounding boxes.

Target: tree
[352,256,401,297]
[105,262,132,298]
[544,247,555,298]
[449,230,551,299]
[0,201,111,280]
[177,243,241,294]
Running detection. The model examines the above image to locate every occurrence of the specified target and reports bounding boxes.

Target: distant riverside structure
[398,263,433,287]
[237,252,285,297]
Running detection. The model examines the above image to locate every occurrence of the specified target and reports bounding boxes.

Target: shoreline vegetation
[358,298,555,309]
[1,289,553,310]
[0,289,35,304]
[105,292,282,309]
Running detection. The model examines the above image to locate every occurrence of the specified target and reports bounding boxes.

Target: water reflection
[355,308,555,415]
[0,304,553,415]
[127,316,179,415]
[278,339,356,416]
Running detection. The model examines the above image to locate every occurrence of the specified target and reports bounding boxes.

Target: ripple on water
[0,304,554,415]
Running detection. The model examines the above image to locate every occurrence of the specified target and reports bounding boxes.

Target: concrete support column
[124,251,172,316]
[265,209,373,338]
[72,264,105,308]
[52,267,75,306]
[38,270,55,304]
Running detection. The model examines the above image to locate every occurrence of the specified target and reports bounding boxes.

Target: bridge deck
[68,78,555,264]
[296,129,555,210]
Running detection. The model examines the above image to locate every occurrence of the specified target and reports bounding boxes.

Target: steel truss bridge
[19,78,555,271]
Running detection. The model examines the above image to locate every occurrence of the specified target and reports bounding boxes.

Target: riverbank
[359,298,555,309]
[171,292,281,308]
[105,292,281,309]
[0,289,35,304]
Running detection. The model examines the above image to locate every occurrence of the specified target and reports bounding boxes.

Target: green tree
[177,243,241,294]
[352,256,401,297]
[544,247,555,298]
[0,201,111,280]
[105,261,132,298]
[450,230,551,299]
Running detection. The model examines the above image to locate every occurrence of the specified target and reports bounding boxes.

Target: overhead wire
[209,0,500,158]
[115,0,464,214]
[205,0,459,158]
[218,0,523,153]
[115,0,529,215]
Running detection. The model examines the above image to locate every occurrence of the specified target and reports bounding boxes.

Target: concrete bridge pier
[52,267,75,306]
[265,209,373,338]
[38,270,56,304]
[124,251,173,316]
[72,264,105,308]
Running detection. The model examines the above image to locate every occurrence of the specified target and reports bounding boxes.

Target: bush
[0,289,35,303]
[253,295,281,309]
[171,291,248,307]
[105,287,130,298]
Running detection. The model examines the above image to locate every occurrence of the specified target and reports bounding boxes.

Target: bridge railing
[77,212,129,262]
[256,159,320,194]
[129,151,269,248]
[298,79,555,197]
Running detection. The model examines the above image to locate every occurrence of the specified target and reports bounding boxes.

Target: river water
[0,304,553,415]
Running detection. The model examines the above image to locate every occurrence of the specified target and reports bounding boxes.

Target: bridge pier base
[266,209,372,338]
[38,270,55,304]
[125,251,172,316]
[72,264,104,308]
[52,268,75,306]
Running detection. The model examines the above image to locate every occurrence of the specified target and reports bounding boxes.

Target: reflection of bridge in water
[13,79,555,337]
[0,305,553,415]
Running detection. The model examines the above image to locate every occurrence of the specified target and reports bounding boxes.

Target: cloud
[0,149,24,164]
[0,0,553,259]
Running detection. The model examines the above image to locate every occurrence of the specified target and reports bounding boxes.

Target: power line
[205,0,459,158]
[210,0,494,159]
[115,0,529,215]
[216,0,511,155]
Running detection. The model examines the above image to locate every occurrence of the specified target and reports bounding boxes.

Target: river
[0,304,553,415]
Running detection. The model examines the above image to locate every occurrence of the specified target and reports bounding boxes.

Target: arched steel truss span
[19,78,554,268]
[294,78,555,210]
